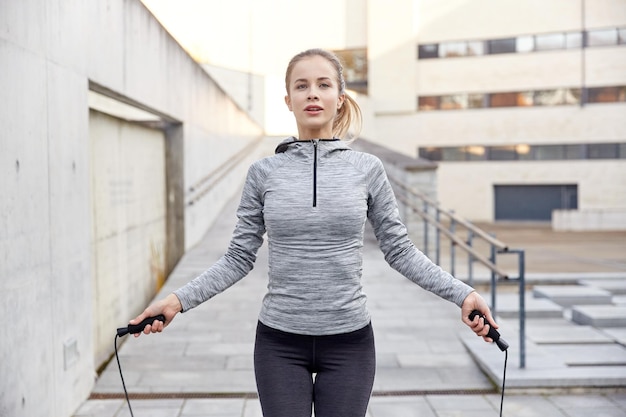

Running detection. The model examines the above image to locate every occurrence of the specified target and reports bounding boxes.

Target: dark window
[488,38,517,54]
[418,44,439,59]
[619,28,626,44]
[489,146,517,160]
[588,86,620,103]
[418,96,439,111]
[535,145,564,160]
[619,143,626,158]
[419,147,442,161]
[442,147,466,161]
[564,144,584,159]
[588,143,618,159]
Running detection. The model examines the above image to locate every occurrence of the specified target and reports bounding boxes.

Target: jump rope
[115,311,508,417]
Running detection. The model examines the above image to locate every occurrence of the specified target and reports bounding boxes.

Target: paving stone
[600,328,626,345]
[571,305,626,327]
[526,323,613,344]
[533,285,613,307]
[541,344,626,366]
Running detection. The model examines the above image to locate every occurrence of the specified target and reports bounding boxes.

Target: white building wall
[0,2,262,417]
[364,0,626,222]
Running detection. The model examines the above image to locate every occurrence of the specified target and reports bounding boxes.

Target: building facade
[364,0,626,225]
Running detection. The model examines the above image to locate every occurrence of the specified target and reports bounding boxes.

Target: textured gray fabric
[174,138,474,335]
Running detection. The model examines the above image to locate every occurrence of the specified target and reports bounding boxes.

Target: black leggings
[254,321,376,417]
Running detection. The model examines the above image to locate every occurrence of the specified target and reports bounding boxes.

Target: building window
[439,41,468,57]
[587,28,618,46]
[566,32,583,48]
[418,96,440,110]
[419,142,625,162]
[535,33,565,50]
[489,92,533,107]
[588,143,618,159]
[440,95,467,110]
[533,88,580,106]
[418,44,439,59]
[419,147,441,161]
[564,144,585,159]
[468,94,486,109]
[417,86,625,111]
[417,26,626,60]
[489,145,518,160]
[516,35,534,52]
[467,41,484,56]
[488,38,517,54]
[588,86,621,103]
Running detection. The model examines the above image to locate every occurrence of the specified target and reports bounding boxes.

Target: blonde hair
[285,48,362,140]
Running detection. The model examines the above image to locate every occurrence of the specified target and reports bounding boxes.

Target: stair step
[571,305,626,327]
[578,279,626,295]
[533,285,613,307]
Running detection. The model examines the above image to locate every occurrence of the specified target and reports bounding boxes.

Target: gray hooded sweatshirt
[174,138,474,335]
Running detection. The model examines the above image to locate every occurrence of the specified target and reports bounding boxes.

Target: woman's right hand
[129,293,183,337]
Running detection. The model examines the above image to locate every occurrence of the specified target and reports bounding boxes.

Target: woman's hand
[461,291,499,343]
[129,293,183,337]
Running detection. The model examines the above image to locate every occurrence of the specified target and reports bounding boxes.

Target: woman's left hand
[461,291,498,343]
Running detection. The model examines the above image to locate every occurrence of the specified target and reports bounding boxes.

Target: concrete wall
[0,2,262,417]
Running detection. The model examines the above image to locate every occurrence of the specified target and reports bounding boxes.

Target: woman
[130,48,498,417]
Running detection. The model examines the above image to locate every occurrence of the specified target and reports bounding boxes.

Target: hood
[274,137,351,157]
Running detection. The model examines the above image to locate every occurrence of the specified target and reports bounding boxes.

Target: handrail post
[435,209,441,265]
[449,212,456,277]
[489,234,497,317]
[467,229,474,287]
[518,250,526,368]
[423,199,429,257]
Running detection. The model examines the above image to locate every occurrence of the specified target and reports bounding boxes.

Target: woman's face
[285,55,345,140]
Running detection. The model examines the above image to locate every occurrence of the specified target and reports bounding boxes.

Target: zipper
[312,139,318,207]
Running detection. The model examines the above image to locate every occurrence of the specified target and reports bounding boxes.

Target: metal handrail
[388,174,527,368]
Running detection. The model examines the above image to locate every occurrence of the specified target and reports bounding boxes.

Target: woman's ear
[285,95,292,111]
[337,93,345,109]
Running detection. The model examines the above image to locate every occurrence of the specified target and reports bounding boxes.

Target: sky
[140,0,361,134]
[140,0,352,77]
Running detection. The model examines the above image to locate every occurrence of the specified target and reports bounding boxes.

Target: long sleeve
[366,158,474,307]
[174,163,266,312]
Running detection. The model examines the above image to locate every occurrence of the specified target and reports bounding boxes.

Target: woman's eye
[320,83,330,88]
[296,84,307,90]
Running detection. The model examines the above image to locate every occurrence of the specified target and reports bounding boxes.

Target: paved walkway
[74,195,626,416]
